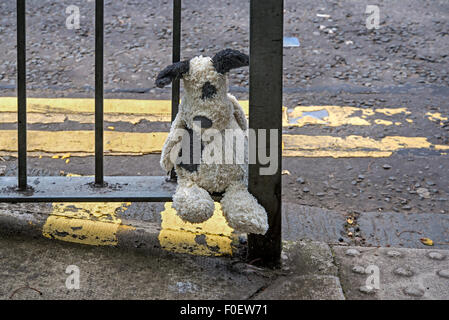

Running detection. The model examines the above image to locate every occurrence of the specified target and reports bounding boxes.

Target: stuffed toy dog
[156,49,268,235]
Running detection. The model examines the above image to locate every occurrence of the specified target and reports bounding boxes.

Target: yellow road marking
[0,98,416,129]
[0,130,167,155]
[0,112,170,124]
[426,112,448,123]
[1,130,448,158]
[159,202,234,256]
[0,97,250,124]
[0,97,249,114]
[287,105,412,127]
[374,119,393,126]
[42,202,132,246]
[283,134,449,158]
[0,97,171,114]
[376,108,410,116]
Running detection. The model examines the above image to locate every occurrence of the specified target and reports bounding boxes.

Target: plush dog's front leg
[160,113,185,173]
[220,182,269,235]
[173,179,215,223]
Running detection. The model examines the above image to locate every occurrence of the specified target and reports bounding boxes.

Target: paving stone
[332,246,449,300]
[282,203,348,243]
[253,240,344,300]
[255,275,345,300]
[281,240,339,276]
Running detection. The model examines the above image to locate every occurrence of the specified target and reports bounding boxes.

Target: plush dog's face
[156,49,249,131]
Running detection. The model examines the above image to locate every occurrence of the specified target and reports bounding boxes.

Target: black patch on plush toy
[178,127,204,173]
[155,60,190,88]
[201,81,217,100]
[212,49,249,74]
[193,116,213,128]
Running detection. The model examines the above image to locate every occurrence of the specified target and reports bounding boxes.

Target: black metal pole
[171,0,181,121]
[95,0,104,185]
[247,0,284,267]
[17,0,27,190]
[169,0,182,181]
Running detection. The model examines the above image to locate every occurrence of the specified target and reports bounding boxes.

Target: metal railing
[1,0,283,265]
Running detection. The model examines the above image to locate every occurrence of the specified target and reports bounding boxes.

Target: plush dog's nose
[193,116,213,128]
[201,81,217,100]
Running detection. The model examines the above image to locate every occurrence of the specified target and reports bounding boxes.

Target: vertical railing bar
[169,0,181,181]
[247,0,283,267]
[17,0,27,190]
[95,0,104,185]
[171,0,181,121]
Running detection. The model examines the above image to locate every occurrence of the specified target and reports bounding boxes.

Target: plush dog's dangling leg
[220,182,269,235]
[172,180,215,223]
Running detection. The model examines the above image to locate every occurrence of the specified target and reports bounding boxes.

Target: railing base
[0,176,177,203]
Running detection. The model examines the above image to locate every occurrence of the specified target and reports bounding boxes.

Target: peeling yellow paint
[376,108,411,116]
[42,202,130,246]
[43,217,120,245]
[0,130,168,155]
[0,97,249,116]
[374,119,393,126]
[288,106,368,127]
[158,202,234,256]
[287,106,411,127]
[282,134,449,158]
[283,150,393,158]
[0,112,170,124]
[426,112,448,123]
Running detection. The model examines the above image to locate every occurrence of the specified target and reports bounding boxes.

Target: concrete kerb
[0,203,244,257]
[0,205,157,250]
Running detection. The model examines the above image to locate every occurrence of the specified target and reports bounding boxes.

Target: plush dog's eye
[201,81,217,100]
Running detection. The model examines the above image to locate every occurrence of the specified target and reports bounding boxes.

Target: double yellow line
[1,97,448,158]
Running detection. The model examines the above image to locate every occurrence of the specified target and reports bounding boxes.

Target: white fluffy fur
[160,55,268,235]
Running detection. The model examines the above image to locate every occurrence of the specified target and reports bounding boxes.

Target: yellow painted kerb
[159,202,234,256]
[42,202,132,246]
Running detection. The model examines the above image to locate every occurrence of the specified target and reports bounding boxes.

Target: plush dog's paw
[173,183,215,223]
[225,205,269,235]
[221,185,269,235]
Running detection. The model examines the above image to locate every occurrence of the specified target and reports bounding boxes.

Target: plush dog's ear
[155,60,190,88]
[212,49,249,74]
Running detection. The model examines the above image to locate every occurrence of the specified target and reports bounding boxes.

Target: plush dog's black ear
[155,60,190,88]
[212,49,249,74]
